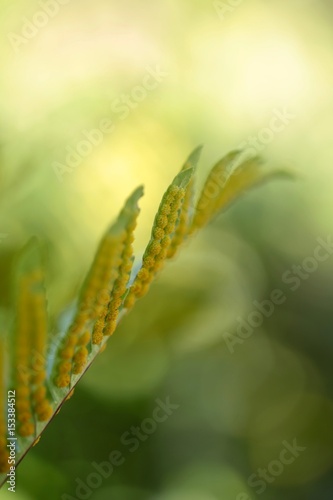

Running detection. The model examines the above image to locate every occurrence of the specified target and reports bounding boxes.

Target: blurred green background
[1,0,333,499]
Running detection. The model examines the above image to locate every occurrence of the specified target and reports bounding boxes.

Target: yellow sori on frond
[0,335,9,473]
[167,146,203,259]
[54,226,126,385]
[94,187,143,340]
[29,269,53,422]
[191,151,292,233]
[0,147,293,488]
[123,166,195,311]
[12,240,53,437]
[190,149,242,232]
[54,187,144,385]
[71,229,125,373]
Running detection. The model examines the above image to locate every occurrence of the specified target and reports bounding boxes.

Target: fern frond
[124,167,195,310]
[12,240,53,437]
[54,186,144,385]
[0,148,293,488]
[97,186,143,338]
[191,152,292,232]
[0,334,9,473]
[167,146,203,259]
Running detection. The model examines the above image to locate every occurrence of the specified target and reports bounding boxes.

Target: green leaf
[124,166,196,309]
[181,144,203,172]
[192,153,294,231]
[0,147,295,488]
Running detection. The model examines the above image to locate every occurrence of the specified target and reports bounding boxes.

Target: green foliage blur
[1,0,333,499]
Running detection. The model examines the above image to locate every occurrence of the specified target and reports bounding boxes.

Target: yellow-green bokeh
[1,1,333,499]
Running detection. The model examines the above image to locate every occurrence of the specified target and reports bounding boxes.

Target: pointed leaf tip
[129,185,145,203]
[182,145,204,172]
[173,167,195,189]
